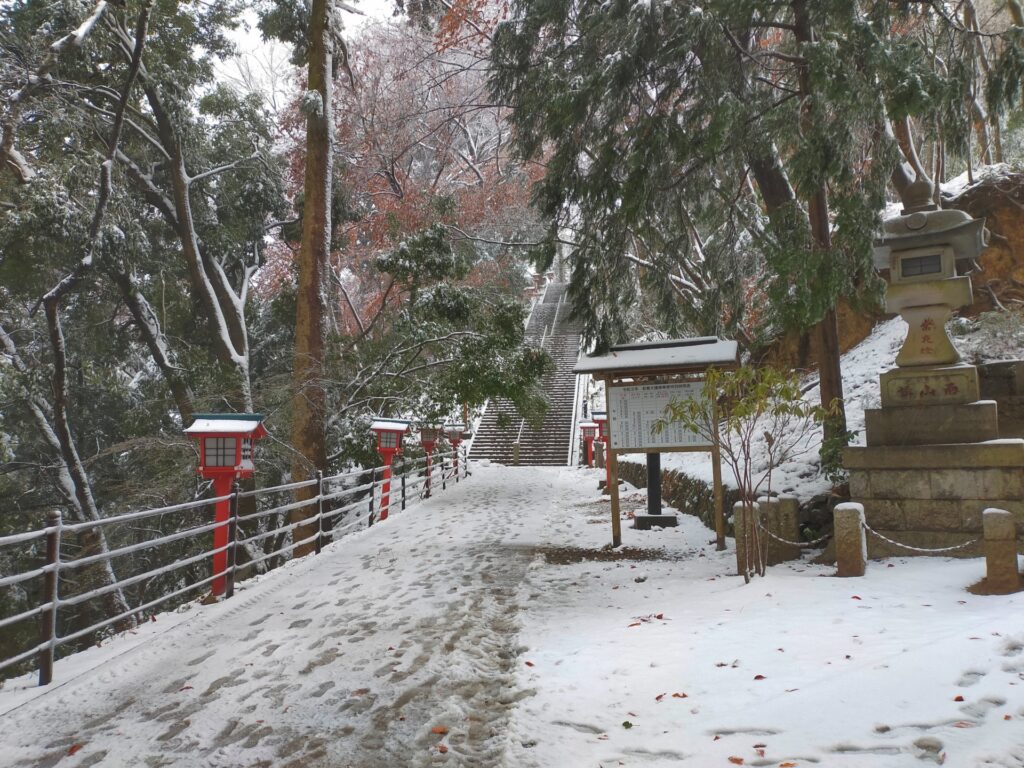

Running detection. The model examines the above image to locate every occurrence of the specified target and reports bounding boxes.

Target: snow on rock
[2,465,1023,767]
[941,163,1016,201]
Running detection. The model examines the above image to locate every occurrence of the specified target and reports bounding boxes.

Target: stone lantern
[370,418,411,521]
[873,179,987,375]
[843,181,1024,557]
[868,180,990,437]
[184,413,268,597]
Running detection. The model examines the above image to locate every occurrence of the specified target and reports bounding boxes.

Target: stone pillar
[594,440,605,469]
[512,442,520,466]
[758,496,801,565]
[834,502,867,577]
[983,508,1021,594]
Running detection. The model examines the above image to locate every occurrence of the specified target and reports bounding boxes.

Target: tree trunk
[792,0,846,443]
[290,0,334,558]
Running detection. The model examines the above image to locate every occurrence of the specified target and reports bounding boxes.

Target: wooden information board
[607,381,708,451]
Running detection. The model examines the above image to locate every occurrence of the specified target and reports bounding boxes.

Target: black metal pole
[647,452,662,516]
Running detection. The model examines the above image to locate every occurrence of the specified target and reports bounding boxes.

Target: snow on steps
[471,283,582,466]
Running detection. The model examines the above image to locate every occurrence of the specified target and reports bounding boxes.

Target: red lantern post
[579,421,599,467]
[419,424,443,498]
[184,414,268,597]
[370,418,410,521]
[444,422,467,481]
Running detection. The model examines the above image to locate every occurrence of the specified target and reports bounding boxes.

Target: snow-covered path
[3,464,1024,767]
[1,466,560,768]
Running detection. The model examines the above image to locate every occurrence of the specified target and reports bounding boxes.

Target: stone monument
[844,180,1024,555]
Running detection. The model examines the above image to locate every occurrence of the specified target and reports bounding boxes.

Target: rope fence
[0,446,469,687]
[861,521,980,554]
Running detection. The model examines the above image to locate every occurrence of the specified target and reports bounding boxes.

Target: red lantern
[579,421,599,467]
[370,418,411,521]
[419,423,444,498]
[184,414,268,597]
[444,422,467,481]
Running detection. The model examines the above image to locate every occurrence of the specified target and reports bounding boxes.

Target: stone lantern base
[843,441,1024,556]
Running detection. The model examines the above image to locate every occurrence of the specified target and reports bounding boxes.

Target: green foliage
[376,225,471,287]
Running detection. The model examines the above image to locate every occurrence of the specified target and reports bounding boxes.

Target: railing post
[38,509,61,687]
[368,467,377,526]
[225,483,240,599]
[401,461,407,511]
[314,470,324,555]
[442,456,447,491]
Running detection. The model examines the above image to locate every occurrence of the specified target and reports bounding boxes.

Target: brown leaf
[780,763,798,767]
[524,661,535,667]
[953,695,964,702]
[655,613,664,620]
[755,748,765,757]
[628,622,642,628]
[1005,715,1013,721]
[352,688,370,696]
[753,675,766,680]
[713,735,721,741]
[952,721,975,728]
[655,693,666,702]
[672,692,688,699]
[753,743,766,749]
[851,595,862,600]
[431,726,449,735]
[438,744,448,754]
[67,744,84,756]
[728,757,745,765]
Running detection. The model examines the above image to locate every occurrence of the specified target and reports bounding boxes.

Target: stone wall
[617,460,742,534]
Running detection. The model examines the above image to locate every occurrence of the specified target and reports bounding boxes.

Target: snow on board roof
[184,413,266,436]
[574,337,739,376]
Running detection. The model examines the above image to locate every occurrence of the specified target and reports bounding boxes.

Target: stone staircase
[470,283,582,466]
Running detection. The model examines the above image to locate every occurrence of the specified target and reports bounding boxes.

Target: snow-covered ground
[2,464,1023,766]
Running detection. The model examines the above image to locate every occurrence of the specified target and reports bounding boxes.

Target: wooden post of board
[711,396,726,551]
[606,376,622,547]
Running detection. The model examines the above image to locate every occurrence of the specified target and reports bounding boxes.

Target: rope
[861,521,980,554]
[752,514,832,548]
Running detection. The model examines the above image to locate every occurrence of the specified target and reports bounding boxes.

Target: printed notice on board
[607,382,710,451]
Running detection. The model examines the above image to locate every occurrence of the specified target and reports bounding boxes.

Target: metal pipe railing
[0,448,470,687]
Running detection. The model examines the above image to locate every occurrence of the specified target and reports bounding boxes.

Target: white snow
[2,465,1023,767]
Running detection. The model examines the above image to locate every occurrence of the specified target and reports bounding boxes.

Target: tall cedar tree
[290,0,334,557]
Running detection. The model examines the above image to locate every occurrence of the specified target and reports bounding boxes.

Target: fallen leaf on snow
[780,763,798,767]
[728,757,744,765]
[67,744,84,756]
[524,661,535,667]
[655,693,666,702]
[437,744,448,754]
[953,695,964,702]
[431,726,449,735]
[672,692,688,699]
[952,721,975,728]
[753,675,766,680]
